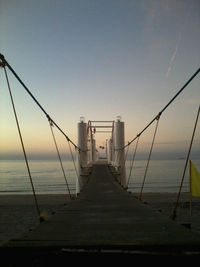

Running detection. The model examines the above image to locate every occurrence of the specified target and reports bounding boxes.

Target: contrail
[166,41,179,78]
[166,2,194,78]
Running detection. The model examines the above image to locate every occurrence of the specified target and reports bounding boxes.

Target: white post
[89,137,93,165]
[92,139,97,162]
[108,138,113,164]
[89,135,96,164]
[87,138,91,164]
[111,135,115,166]
[114,117,126,187]
[77,118,88,194]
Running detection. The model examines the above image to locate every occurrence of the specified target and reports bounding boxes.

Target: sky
[0,0,200,159]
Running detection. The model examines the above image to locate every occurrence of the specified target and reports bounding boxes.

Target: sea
[0,159,199,195]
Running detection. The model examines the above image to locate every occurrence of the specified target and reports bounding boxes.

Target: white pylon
[76,117,88,194]
[114,117,126,187]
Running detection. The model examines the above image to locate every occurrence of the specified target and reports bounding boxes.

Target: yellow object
[190,160,200,197]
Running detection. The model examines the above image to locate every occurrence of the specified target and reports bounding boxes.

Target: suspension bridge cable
[0,54,80,151]
[139,115,160,200]
[67,139,79,181]
[123,67,200,149]
[48,118,72,199]
[124,143,130,162]
[170,105,200,220]
[126,135,140,188]
[3,64,42,222]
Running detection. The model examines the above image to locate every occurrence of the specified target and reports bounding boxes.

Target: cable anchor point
[46,114,54,127]
[156,112,162,121]
[0,53,6,68]
[66,136,70,142]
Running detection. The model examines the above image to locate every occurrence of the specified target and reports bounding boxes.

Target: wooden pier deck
[2,162,200,256]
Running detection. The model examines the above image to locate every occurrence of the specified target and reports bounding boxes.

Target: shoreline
[1,192,198,202]
[0,194,73,206]
[1,193,200,246]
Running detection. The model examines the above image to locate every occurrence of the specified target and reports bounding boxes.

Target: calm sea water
[0,160,76,195]
[0,159,199,195]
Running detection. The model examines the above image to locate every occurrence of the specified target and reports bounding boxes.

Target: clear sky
[0,0,199,159]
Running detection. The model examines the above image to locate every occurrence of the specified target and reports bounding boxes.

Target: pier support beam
[76,118,88,194]
[114,117,126,187]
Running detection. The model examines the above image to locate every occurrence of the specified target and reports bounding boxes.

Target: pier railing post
[114,117,126,188]
[92,138,97,162]
[77,117,88,194]
[107,138,113,164]
[89,137,96,164]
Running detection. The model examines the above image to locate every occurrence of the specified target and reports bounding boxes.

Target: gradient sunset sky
[0,0,199,158]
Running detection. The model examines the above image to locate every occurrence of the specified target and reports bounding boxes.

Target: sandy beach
[0,194,71,245]
[0,193,200,246]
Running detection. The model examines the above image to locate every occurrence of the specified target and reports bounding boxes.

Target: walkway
[3,162,200,255]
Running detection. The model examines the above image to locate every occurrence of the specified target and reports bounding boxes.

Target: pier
[1,54,200,260]
[3,162,200,256]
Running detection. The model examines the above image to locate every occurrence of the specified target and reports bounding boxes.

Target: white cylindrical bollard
[76,119,88,194]
[114,119,126,187]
